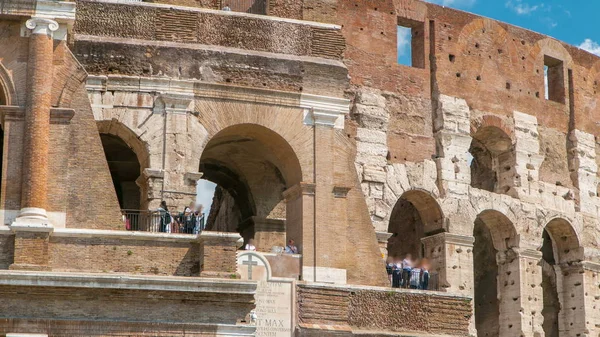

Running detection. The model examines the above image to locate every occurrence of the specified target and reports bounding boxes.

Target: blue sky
[399,0,600,64]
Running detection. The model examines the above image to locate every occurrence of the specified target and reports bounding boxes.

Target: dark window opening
[544,55,565,104]
[397,18,425,68]
[100,134,141,210]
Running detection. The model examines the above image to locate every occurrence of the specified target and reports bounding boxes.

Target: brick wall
[74,0,344,60]
[297,283,471,336]
[64,84,123,229]
[49,236,200,276]
[11,232,50,269]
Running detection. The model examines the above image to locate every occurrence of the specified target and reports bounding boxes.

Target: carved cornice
[86,76,350,125]
[301,93,350,129]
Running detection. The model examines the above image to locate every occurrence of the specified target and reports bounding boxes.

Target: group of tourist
[386,254,432,290]
[243,238,299,254]
[156,201,205,234]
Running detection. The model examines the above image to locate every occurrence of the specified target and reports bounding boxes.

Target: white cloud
[579,39,600,56]
[397,26,411,60]
[425,0,477,8]
[506,0,543,15]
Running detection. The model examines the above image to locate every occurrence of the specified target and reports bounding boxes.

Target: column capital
[301,93,349,129]
[283,182,316,201]
[25,17,59,37]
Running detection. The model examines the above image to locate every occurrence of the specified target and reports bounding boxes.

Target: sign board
[237,251,295,337]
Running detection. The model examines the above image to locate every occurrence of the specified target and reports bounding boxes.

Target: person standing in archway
[158,201,172,233]
[401,254,413,288]
[244,239,256,251]
[285,239,298,254]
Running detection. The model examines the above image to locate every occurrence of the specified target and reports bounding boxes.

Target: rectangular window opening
[397,18,425,68]
[544,55,565,104]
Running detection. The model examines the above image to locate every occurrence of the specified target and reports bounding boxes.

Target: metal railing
[220,0,267,15]
[387,267,439,291]
[122,210,205,234]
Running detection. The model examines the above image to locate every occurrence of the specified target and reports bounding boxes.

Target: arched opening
[199,124,302,251]
[541,218,581,337]
[473,210,518,337]
[0,84,6,105]
[100,134,141,210]
[469,126,515,195]
[541,229,559,337]
[387,190,444,260]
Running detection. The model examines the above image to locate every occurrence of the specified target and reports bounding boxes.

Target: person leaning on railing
[157,201,173,233]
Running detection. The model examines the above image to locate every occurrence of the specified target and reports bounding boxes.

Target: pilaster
[421,232,475,335]
[556,262,588,337]
[433,94,472,198]
[9,221,53,271]
[199,231,243,278]
[568,129,599,215]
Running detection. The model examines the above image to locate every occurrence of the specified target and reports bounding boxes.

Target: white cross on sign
[242,254,259,280]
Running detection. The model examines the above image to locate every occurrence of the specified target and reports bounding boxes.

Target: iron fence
[220,0,267,15]
[388,267,440,291]
[121,209,205,234]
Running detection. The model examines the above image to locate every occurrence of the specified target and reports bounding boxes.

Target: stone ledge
[0,270,257,294]
[297,281,472,300]
[52,228,198,242]
[87,0,340,30]
[200,231,243,242]
[2,319,255,337]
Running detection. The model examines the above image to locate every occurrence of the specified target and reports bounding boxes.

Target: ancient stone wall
[74,0,344,60]
[297,283,471,336]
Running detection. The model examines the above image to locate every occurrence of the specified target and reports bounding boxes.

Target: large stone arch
[97,119,151,210]
[472,209,519,337]
[97,119,151,170]
[469,123,517,197]
[387,189,445,259]
[198,122,304,251]
[544,217,582,263]
[540,217,584,337]
[195,101,312,184]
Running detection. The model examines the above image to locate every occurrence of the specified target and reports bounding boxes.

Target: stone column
[9,17,58,271]
[433,95,472,198]
[283,182,315,276]
[556,262,587,337]
[16,17,58,224]
[421,232,475,335]
[421,232,475,293]
[581,261,600,337]
[495,248,544,337]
